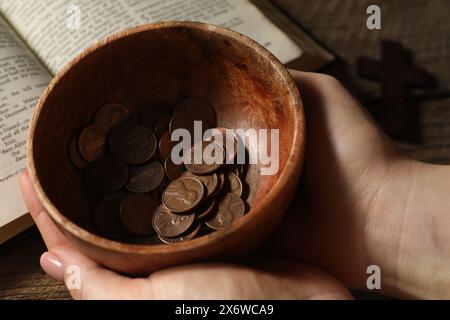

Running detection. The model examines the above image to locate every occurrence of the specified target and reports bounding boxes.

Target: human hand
[21,70,450,300]
[265,70,450,299]
[20,170,351,300]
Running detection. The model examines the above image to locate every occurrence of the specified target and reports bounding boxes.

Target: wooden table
[1,0,449,299]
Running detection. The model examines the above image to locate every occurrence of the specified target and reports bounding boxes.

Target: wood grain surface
[1,0,449,299]
[0,227,69,299]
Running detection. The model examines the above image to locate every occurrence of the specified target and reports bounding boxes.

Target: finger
[41,245,146,300]
[20,170,70,249]
[40,244,147,299]
[146,258,353,300]
[45,254,352,300]
[20,170,152,299]
[19,169,45,217]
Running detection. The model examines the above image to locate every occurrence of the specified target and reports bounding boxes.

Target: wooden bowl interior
[32,25,296,240]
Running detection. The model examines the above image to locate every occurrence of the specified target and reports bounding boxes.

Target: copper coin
[109,124,157,165]
[184,140,225,175]
[120,193,158,236]
[206,193,245,230]
[225,171,243,197]
[158,222,201,244]
[93,195,129,239]
[126,161,165,192]
[159,130,178,160]
[152,204,195,237]
[69,134,87,169]
[94,102,129,130]
[234,163,245,178]
[164,156,185,181]
[80,180,103,206]
[83,156,129,193]
[215,172,225,196]
[162,177,204,213]
[207,127,238,164]
[182,171,219,198]
[150,176,169,203]
[195,198,216,220]
[124,112,140,125]
[174,98,216,127]
[154,115,171,138]
[78,124,107,162]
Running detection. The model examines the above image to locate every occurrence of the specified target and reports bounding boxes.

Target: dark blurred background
[278,0,450,162]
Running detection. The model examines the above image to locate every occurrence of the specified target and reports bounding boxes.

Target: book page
[0,0,303,74]
[0,16,51,227]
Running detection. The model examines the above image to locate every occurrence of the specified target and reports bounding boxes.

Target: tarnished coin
[80,180,104,206]
[164,156,185,181]
[69,134,87,169]
[120,193,158,236]
[234,163,245,178]
[154,115,171,138]
[150,176,170,203]
[162,177,204,213]
[127,161,165,193]
[124,113,140,125]
[211,171,225,198]
[195,198,216,220]
[182,171,219,198]
[207,127,238,164]
[159,130,178,161]
[78,124,108,162]
[174,98,216,127]
[225,171,243,197]
[93,194,129,239]
[83,156,129,193]
[152,204,195,237]
[94,102,129,129]
[109,124,157,165]
[158,222,201,244]
[206,193,245,230]
[184,140,225,175]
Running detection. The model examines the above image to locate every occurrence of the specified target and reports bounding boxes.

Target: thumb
[288,70,402,170]
[289,70,380,135]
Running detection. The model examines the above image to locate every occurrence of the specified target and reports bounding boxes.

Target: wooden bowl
[27,21,305,274]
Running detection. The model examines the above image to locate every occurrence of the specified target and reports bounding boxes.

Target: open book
[0,0,334,244]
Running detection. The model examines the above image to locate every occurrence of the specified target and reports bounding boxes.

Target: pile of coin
[69,99,247,244]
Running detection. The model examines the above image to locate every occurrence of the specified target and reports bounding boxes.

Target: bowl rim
[27,21,305,255]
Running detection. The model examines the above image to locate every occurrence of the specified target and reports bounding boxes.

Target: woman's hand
[265,70,450,299]
[21,70,450,299]
[20,169,351,300]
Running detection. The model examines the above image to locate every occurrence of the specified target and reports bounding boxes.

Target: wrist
[367,159,450,299]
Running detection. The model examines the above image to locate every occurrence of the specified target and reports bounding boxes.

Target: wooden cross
[358,40,436,142]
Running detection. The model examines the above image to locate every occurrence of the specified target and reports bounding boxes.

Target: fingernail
[40,251,65,281]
